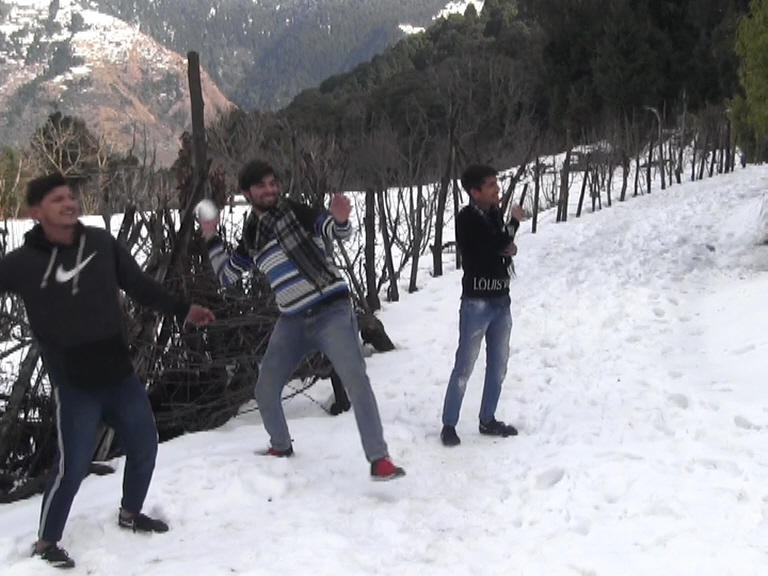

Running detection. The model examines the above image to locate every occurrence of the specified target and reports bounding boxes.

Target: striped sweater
[207,200,352,314]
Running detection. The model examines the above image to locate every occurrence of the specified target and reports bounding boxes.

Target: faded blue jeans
[442,296,512,428]
[255,298,389,463]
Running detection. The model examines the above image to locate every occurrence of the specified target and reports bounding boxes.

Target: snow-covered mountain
[401,0,485,34]
[90,0,466,111]
[0,0,233,165]
[0,0,485,164]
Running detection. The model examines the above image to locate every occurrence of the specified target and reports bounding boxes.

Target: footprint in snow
[535,467,566,489]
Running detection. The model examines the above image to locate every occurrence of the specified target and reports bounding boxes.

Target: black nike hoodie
[0,222,190,389]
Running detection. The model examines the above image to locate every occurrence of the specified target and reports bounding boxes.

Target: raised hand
[501,242,517,257]
[329,193,351,223]
[185,304,215,326]
[198,215,220,240]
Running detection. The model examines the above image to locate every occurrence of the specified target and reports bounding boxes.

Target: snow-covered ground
[2,164,768,575]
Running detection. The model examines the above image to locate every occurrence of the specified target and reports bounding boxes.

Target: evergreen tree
[736,0,768,136]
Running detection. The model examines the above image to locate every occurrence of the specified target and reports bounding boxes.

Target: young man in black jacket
[440,164,523,447]
[0,173,214,568]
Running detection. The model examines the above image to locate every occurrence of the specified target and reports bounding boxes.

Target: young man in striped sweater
[200,160,404,481]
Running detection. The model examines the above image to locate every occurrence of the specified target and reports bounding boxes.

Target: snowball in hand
[195,199,219,222]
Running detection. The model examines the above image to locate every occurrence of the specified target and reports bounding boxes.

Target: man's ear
[28,206,41,221]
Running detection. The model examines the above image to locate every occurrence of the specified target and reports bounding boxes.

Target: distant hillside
[92,0,463,111]
[0,0,233,165]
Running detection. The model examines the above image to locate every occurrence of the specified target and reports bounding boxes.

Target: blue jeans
[38,374,158,543]
[442,296,512,427]
[255,299,389,462]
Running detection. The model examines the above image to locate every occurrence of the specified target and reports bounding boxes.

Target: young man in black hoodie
[0,173,214,568]
[440,164,523,447]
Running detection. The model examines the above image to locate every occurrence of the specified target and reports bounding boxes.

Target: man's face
[470,175,500,210]
[29,185,79,229]
[244,173,279,213]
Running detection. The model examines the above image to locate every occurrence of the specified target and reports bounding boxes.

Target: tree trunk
[500,162,528,215]
[576,163,589,217]
[335,240,370,314]
[691,133,698,181]
[678,95,686,184]
[698,132,709,180]
[452,172,462,270]
[532,157,541,234]
[363,188,380,311]
[0,342,41,468]
[664,141,672,184]
[377,190,399,302]
[619,153,629,202]
[557,148,571,223]
[646,133,653,195]
[408,183,423,293]
[591,168,599,212]
[606,159,614,207]
[634,154,640,196]
[517,183,528,213]
[432,132,455,278]
[659,132,666,190]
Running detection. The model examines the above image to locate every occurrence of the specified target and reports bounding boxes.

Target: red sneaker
[262,446,294,457]
[370,457,406,481]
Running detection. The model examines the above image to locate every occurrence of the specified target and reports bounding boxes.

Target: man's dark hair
[238,160,276,192]
[460,164,498,195]
[26,172,68,207]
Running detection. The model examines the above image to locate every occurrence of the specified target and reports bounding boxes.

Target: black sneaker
[32,544,75,569]
[479,418,518,437]
[118,511,169,533]
[440,425,461,447]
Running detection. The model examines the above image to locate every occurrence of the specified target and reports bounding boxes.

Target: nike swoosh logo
[55,253,97,283]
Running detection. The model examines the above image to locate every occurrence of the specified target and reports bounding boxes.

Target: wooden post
[164,51,210,273]
[188,51,208,195]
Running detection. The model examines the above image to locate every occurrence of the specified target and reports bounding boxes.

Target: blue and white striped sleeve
[207,236,254,286]
[317,214,352,242]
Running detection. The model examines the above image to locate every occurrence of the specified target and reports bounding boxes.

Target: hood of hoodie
[24,221,85,252]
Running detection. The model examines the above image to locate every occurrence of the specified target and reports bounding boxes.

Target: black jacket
[456,203,519,299]
[0,222,190,389]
